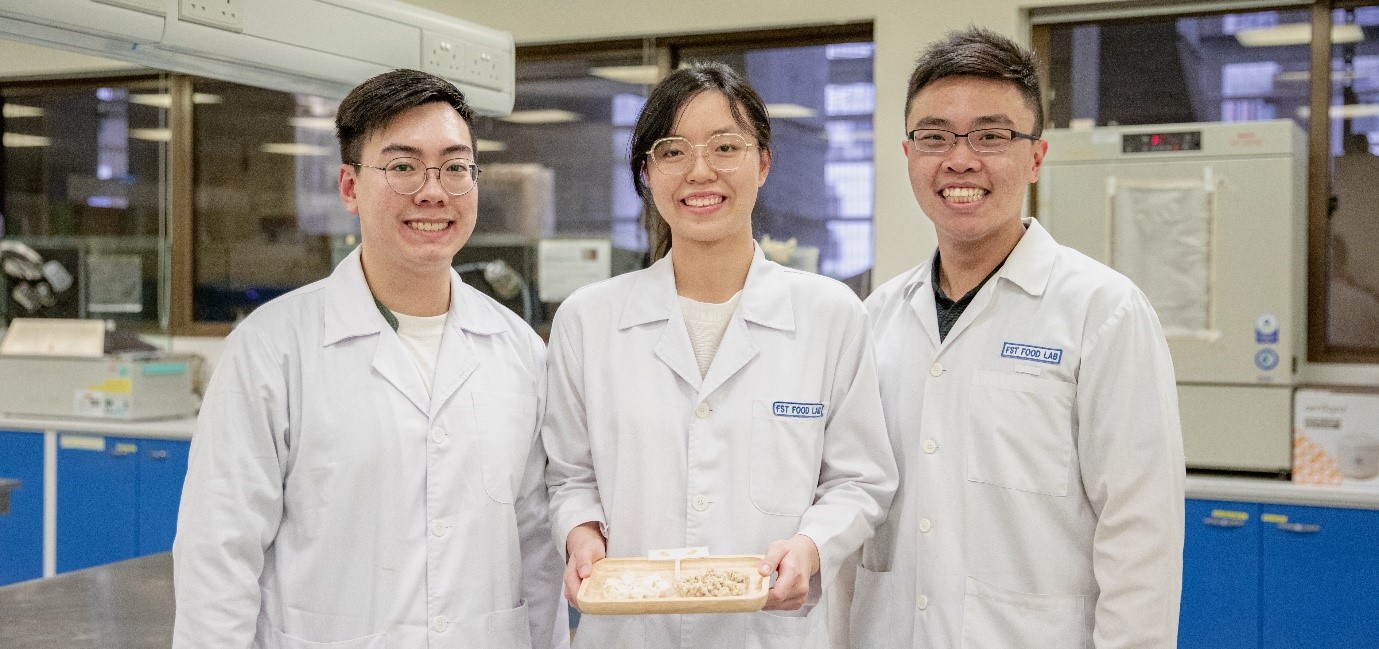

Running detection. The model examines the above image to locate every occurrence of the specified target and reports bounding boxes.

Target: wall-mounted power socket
[92,0,168,16]
[421,31,466,80]
[179,0,244,32]
[467,44,504,91]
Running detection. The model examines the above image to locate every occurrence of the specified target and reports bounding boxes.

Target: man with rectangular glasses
[173,69,567,649]
[849,27,1185,649]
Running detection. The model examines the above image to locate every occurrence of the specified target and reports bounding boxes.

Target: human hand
[564,521,607,609]
[759,534,820,611]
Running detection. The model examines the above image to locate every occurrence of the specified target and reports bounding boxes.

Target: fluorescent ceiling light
[289,116,337,131]
[767,103,818,119]
[476,138,507,152]
[3,133,51,147]
[1236,23,1363,47]
[500,109,582,124]
[1296,103,1379,119]
[259,143,334,156]
[127,92,224,108]
[2,105,43,118]
[130,128,171,142]
[1275,70,1363,83]
[589,65,661,85]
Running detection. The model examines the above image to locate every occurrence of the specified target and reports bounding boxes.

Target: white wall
[0,39,137,78]
[404,0,1131,284]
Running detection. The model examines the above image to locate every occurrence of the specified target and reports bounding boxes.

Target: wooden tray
[576,555,769,615]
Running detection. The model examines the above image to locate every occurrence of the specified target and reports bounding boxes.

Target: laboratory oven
[1037,120,1306,473]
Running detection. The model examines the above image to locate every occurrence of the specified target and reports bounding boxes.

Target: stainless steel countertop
[0,553,172,648]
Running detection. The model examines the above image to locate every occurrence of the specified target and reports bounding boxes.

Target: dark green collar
[373,297,399,332]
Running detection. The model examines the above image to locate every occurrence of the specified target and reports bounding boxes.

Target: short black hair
[906,27,1044,136]
[629,62,771,261]
[335,69,475,164]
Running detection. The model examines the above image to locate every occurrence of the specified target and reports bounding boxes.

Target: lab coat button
[430,427,447,444]
[695,403,711,418]
[919,518,933,533]
[917,595,929,610]
[430,519,447,537]
[691,495,710,511]
[929,363,943,377]
[922,439,939,454]
[432,616,449,632]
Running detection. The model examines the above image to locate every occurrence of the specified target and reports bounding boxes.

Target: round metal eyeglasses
[350,156,480,196]
[906,127,1040,154]
[647,133,757,175]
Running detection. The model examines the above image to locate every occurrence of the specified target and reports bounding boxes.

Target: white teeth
[942,187,986,203]
[408,221,449,232]
[684,195,725,208]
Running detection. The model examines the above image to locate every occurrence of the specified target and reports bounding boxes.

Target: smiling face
[645,90,770,255]
[904,75,1047,251]
[339,101,477,284]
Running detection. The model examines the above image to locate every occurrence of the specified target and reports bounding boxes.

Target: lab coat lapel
[371,334,431,416]
[905,257,943,352]
[427,273,507,419]
[620,254,702,391]
[699,248,788,398]
[939,218,1056,349]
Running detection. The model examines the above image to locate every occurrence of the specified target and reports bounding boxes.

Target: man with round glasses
[850,27,1184,649]
[173,69,567,649]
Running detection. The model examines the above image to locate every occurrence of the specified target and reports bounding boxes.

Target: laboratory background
[0,0,1378,646]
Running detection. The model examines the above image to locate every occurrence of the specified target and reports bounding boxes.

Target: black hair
[629,62,771,262]
[335,69,475,164]
[905,27,1044,136]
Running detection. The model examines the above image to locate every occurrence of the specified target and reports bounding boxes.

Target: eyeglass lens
[651,133,751,174]
[383,157,476,195]
[911,128,1018,154]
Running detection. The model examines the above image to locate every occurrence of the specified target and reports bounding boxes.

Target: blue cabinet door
[1260,504,1379,649]
[1179,499,1261,649]
[137,439,189,555]
[56,434,139,572]
[0,430,45,585]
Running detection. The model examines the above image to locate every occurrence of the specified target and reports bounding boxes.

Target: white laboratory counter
[1186,474,1379,510]
[0,414,195,440]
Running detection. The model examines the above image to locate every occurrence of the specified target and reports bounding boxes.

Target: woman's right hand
[564,521,607,609]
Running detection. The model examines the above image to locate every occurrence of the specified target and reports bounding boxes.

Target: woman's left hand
[759,534,820,610]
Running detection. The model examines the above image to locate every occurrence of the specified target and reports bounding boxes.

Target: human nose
[942,137,981,173]
[413,167,449,201]
[685,144,717,181]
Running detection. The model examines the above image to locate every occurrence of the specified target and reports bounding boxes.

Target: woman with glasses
[542,62,897,649]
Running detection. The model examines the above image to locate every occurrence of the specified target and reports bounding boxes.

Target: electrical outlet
[421,31,465,80]
[467,44,504,91]
[92,0,168,16]
[179,0,243,32]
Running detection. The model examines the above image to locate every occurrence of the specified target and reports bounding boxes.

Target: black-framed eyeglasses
[647,133,758,175]
[349,156,480,196]
[905,127,1040,154]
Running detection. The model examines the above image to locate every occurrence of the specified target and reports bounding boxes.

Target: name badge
[1000,342,1063,365]
[773,401,824,418]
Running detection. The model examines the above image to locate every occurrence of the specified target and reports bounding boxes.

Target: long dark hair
[630,62,771,262]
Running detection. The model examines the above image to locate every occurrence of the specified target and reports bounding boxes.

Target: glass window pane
[2,76,168,330]
[678,41,876,293]
[190,79,346,323]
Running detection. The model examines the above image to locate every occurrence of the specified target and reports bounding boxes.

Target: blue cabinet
[56,434,190,573]
[1182,498,1379,649]
[1180,499,1261,649]
[1259,504,1379,649]
[0,430,45,585]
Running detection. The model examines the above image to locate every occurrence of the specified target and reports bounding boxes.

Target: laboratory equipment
[1038,120,1306,473]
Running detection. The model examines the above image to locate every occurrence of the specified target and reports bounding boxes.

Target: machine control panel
[1122,130,1203,153]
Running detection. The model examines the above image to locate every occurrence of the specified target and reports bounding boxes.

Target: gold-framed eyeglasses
[906,127,1039,155]
[350,156,480,196]
[647,133,757,175]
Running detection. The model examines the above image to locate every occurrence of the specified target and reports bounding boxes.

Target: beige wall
[404,0,1130,284]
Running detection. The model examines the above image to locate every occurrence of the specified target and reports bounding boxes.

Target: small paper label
[1210,509,1249,521]
[59,435,106,452]
[648,546,709,560]
[1261,513,1288,524]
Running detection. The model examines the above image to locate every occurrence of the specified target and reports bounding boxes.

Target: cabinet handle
[1202,516,1246,528]
[111,448,135,457]
[1276,522,1322,534]
[148,450,169,460]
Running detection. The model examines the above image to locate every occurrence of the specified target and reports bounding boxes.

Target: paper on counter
[538,239,612,302]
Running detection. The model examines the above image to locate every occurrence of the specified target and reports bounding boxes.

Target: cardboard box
[1294,388,1379,487]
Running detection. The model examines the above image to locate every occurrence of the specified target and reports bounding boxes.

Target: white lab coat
[849,219,1185,649]
[172,248,568,649]
[543,246,897,649]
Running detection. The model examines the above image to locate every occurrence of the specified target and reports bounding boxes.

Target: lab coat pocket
[966,370,1076,497]
[269,627,386,649]
[960,576,1091,649]
[748,607,817,649]
[749,399,826,516]
[474,391,540,504]
[848,565,906,649]
[484,601,534,649]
